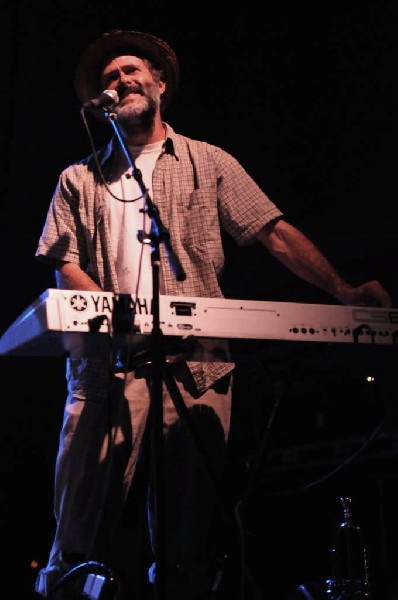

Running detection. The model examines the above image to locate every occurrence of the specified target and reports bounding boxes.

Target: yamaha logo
[70,294,89,312]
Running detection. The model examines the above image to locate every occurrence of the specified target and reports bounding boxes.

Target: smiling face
[100,54,166,122]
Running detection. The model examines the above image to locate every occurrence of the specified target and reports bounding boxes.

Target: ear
[159,80,167,96]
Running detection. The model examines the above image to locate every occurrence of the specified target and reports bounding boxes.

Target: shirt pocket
[181,187,220,249]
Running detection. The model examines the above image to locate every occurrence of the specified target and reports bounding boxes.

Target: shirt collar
[162,122,179,158]
[97,121,179,171]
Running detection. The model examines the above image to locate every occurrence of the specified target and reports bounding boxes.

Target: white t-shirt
[106,140,164,296]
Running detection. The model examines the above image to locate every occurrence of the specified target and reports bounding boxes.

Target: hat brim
[74,29,179,117]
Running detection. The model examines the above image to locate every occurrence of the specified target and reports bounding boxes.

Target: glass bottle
[325,496,372,599]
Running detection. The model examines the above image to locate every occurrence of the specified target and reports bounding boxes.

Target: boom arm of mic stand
[105,111,186,282]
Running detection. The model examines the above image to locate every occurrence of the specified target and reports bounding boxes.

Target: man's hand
[341,280,392,308]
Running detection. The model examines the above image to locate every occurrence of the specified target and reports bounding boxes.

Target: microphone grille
[103,89,119,105]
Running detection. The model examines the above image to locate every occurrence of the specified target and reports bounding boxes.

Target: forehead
[101,53,149,74]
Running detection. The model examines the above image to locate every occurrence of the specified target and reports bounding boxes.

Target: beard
[115,83,159,136]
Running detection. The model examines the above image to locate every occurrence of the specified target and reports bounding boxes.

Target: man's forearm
[55,261,102,291]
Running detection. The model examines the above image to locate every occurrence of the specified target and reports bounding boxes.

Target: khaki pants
[35,360,232,597]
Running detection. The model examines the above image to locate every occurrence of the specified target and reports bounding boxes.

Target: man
[34,29,391,600]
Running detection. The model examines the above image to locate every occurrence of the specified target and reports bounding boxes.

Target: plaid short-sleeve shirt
[36,123,283,395]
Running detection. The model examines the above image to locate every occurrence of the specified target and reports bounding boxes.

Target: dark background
[1,2,397,599]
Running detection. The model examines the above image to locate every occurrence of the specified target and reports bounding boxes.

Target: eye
[124,66,138,76]
[102,73,118,87]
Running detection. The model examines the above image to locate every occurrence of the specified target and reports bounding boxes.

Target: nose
[118,70,132,88]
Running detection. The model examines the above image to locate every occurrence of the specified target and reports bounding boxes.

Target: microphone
[83,89,119,109]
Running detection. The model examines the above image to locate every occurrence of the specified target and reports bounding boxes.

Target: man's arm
[54,261,102,292]
[255,219,392,308]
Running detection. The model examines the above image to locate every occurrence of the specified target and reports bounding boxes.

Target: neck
[121,114,165,146]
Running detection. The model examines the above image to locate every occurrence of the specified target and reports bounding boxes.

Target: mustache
[118,84,144,100]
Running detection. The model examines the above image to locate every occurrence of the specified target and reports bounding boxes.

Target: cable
[80,108,143,203]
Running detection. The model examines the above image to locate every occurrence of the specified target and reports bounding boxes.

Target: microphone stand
[105,109,186,600]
